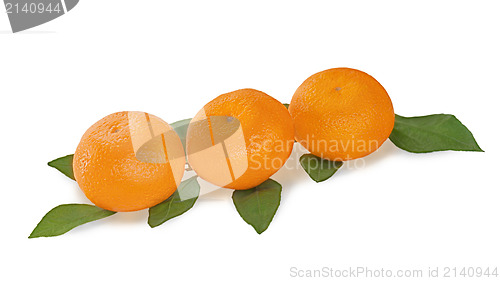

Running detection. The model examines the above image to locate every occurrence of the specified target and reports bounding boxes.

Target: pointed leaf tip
[48,154,75,180]
[232,179,282,234]
[299,154,343,183]
[148,176,200,228]
[390,114,483,153]
[29,204,115,238]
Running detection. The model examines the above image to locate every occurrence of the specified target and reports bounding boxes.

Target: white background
[1,0,499,280]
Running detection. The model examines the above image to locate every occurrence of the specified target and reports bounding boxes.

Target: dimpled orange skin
[186,89,295,190]
[289,68,395,161]
[73,112,182,212]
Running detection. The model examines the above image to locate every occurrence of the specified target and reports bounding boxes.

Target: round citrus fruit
[186,89,294,190]
[73,111,186,212]
[289,68,395,161]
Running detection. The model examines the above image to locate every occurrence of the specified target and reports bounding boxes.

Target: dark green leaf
[232,179,282,234]
[390,114,483,153]
[148,176,200,228]
[170,119,191,152]
[283,103,289,109]
[29,204,116,238]
[299,154,343,182]
[48,154,75,180]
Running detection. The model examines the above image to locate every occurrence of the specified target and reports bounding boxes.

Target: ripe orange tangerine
[186,89,295,190]
[73,111,185,212]
[289,68,395,161]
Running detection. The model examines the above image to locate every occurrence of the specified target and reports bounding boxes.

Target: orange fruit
[73,111,185,212]
[289,68,395,161]
[186,89,294,190]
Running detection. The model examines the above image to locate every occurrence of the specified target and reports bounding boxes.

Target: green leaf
[29,204,116,238]
[170,118,191,152]
[48,154,75,180]
[299,154,343,182]
[148,176,200,228]
[283,103,289,109]
[389,114,483,153]
[232,179,282,234]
